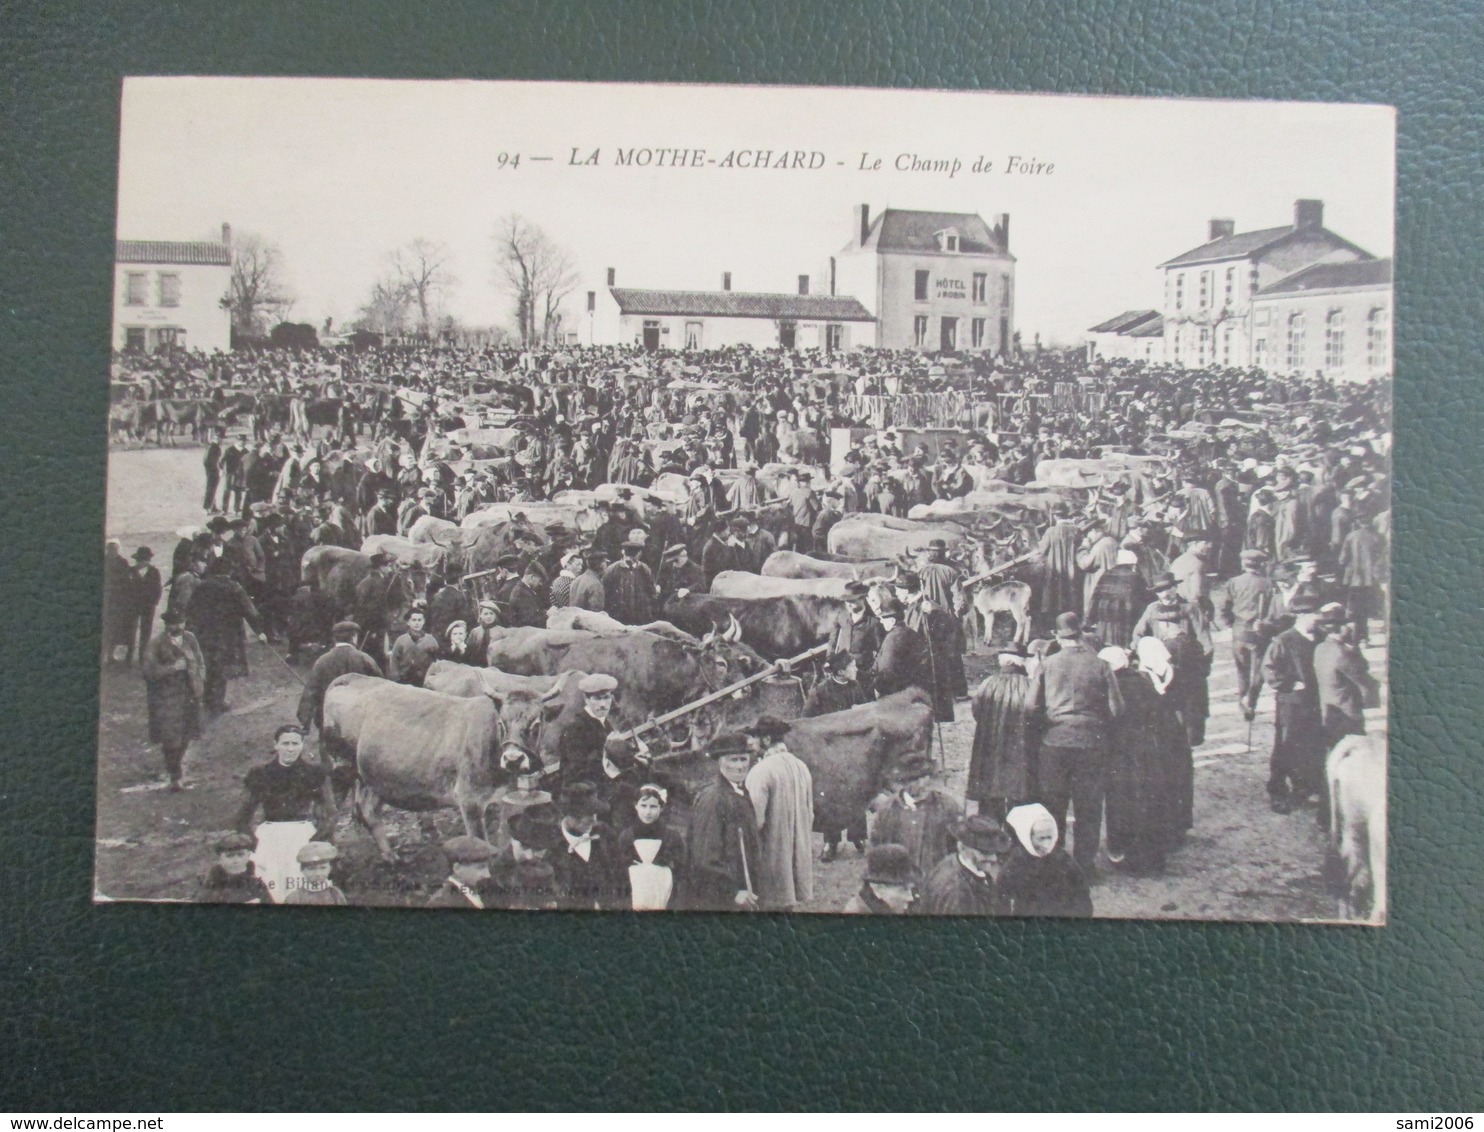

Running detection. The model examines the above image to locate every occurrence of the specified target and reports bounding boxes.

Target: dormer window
[935,228,960,253]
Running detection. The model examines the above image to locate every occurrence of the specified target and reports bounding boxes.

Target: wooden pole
[611,642,830,742]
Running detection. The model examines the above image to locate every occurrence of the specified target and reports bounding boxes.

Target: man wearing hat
[297,620,381,734]
[967,642,1035,821]
[141,608,206,791]
[361,486,399,538]
[196,831,271,904]
[1313,602,1380,763]
[742,717,814,911]
[842,844,917,914]
[810,488,844,549]
[570,548,608,613]
[916,815,1013,915]
[657,542,706,607]
[428,834,497,909]
[871,595,929,701]
[896,570,965,721]
[552,782,619,911]
[1028,611,1123,873]
[284,841,348,906]
[487,806,561,911]
[681,733,762,911]
[830,581,882,699]
[701,516,751,587]
[387,604,440,686]
[1262,594,1327,814]
[913,539,962,613]
[804,651,869,719]
[186,554,267,716]
[1036,504,1085,622]
[124,546,165,666]
[602,533,656,625]
[555,673,619,792]
[465,598,502,666]
[1221,550,1278,722]
[504,560,549,628]
[872,753,964,883]
[426,572,476,642]
[352,551,399,670]
[933,446,973,502]
[741,511,778,572]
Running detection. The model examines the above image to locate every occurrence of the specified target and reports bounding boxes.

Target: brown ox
[300,545,425,625]
[1325,734,1387,923]
[322,673,516,862]
[545,607,699,645]
[359,534,449,576]
[708,570,852,600]
[663,591,845,661]
[760,550,895,581]
[827,515,969,558]
[423,661,589,772]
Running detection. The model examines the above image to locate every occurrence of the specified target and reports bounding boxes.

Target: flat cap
[442,835,496,864]
[214,831,255,853]
[295,841,339,865]
[578,673,618,695]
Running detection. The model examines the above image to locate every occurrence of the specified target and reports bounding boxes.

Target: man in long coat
[915,815,1012,916]
[682,733,762,911]
[742,717,815,911]
[185,557,264,715]
[966,644,1035,820]
[296,620,381,734]
[871,597,928,700]
[601,535,656,625]
[141,610,205,790]
[1075,521,1120,618]
[1036,508,1084,620]
[1262,597,1326,813]
[871,754,964,883]
[898,573,965,721]
[830,582,882,698]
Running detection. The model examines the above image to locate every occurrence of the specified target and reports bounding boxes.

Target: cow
[321,673,508,862]
[663,590,845,660]
[963,541,1039,647]
[908,490,1067,524]
[827,516,970,559]
[708,570,852,600]
[155,398,216,445]
[300,544,425,623]
[422,661,589,772]
[407,514,461,545]
[461,501,603,535]
[760,550,895,581]
[359,534,449,576]
[1034,456,1169,498]
[1325,734,1387,923]
[545,607,698,645]
[482,625,766,746]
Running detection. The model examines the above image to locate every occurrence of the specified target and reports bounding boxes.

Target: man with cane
[682,732,761,911]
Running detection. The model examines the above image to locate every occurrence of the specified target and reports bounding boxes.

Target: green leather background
[2,0,1480,1111]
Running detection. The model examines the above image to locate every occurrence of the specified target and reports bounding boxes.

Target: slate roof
[857,209,1009,257]
[609,288,874,321]
[1159,224,1376,269]
[1126,314,1165,338]
[1256,258,1392,296]
[117,240,232,266]
[1088,309,1161,334]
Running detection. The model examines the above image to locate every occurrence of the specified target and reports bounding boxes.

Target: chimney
[859,204,871,247]
[1294,199,1324,230]
[994,213,1010,250]
[606,267,616,286]
[221,222,232,246]
[722,272,732,292]
[798,274,810,295]
[1209,218,1235,241]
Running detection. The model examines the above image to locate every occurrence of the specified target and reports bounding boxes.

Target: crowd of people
[103,339,1390,914]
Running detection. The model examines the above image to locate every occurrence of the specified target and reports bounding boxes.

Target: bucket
[756,674,806,720]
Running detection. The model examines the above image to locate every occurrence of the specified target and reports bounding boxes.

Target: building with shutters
[832,205,1015,353]
[1249,258,1392,382]
[113,224,233,353]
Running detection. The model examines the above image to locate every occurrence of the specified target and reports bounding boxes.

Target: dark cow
[322,673,507,862]
[663,591,845,660]
[300,544,424,624]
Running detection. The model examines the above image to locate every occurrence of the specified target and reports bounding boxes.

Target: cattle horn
[724,614,742,642]
[701,624,717,646]
[539,671,571,702]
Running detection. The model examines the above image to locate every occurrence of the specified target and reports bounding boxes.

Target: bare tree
[354,277,415,337]
[492,214,580,345]
[227,233,295,338]
[388,238,455,335]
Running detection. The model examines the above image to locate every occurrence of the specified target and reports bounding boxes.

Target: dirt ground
[97,445,1386,920]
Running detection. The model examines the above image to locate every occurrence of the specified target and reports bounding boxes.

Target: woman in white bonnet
[994,803,1093,918]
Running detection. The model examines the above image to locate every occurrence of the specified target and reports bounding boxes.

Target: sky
[117,78,1395,343]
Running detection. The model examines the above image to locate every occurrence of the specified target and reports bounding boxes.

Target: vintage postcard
[98,78,1392,920]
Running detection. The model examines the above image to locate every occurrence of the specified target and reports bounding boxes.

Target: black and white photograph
[97,78,1393,921]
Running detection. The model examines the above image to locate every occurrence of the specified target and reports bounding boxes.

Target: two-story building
[833,205,1015,352]
[1249,258,1392,380]
[113,223,233,353]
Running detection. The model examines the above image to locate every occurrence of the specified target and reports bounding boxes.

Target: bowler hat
[745,715,792,743]
[442,834,496,865]
[864,843,916,886]
[1150,571,1178,592]
[132,546,154,561]
[925,538,947,552]
[953,815,1013,855]
[560,781,604,818]
[662,543,688,561]
[707,732,752,758]
[1240,549,1268,566]
[1287,593,1321,615]
[508,807,563,852]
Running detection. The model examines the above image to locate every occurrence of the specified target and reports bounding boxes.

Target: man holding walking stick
[681,732,761,911]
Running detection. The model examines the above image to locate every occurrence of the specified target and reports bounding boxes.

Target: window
[1286,312,1306,371]
[797,275,810,295]
[1367,307,1389,369]
[914,270,929,301]
[971,317,986,348]
[778,321,796,349]
[913,315,929,347]
[1253,337,1267,369]
[124,272,148,305]
[124,327,146,351]
[1221,324,1234,365]
[150,327,180,351]
[1175,273,1185,310]
[1224,267,1235,308]
[998,316,1009,353]
[1199,271,1210,309]
[1198,327,1211,365]
[935,228,959,252]
[1324,309,1345,370]
[940,316,957,352]
[825,324,843,353]
[586,291,595,312]
[1250,264,1261,295]
[157,272,181,307]
[1001,275,1012,310]
[1172,327,1183,363]
[685,321,702,349]
[972,273,987,304]
[946,234,958,252]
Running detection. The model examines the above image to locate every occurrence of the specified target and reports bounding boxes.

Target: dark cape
[966,670,1033,805]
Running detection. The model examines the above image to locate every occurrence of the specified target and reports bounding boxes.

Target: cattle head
[483,671,581,769]
[383,563,430,636]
